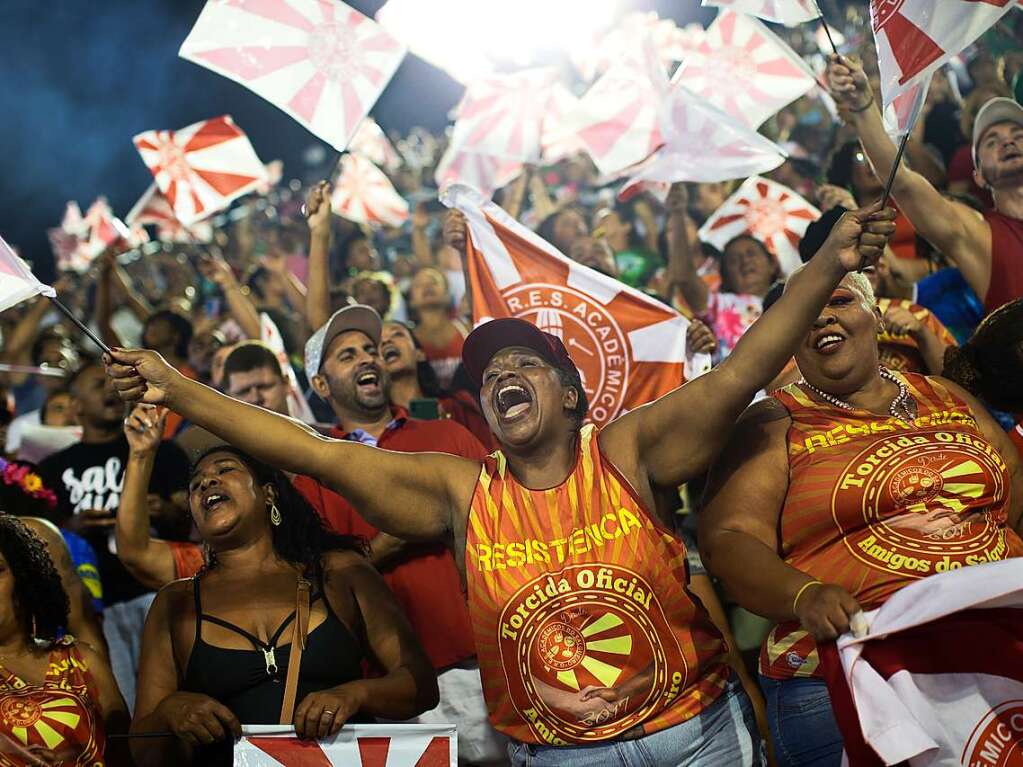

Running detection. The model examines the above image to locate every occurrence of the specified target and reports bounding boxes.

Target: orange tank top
[760,373,1023,680]
[0,639,106,766]
[465,425,730,745]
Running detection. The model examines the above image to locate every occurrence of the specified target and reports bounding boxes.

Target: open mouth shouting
[355,366,383,396]
[494,381,534,421]
[202,490,230,515]
[380,345,401,365]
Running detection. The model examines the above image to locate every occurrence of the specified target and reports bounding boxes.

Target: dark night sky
[0,1,711,276]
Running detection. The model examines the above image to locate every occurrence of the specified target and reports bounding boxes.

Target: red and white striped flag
[348,118,401,171]
[0,233,55,314]
[673,9,818,128]
[820,559,1023,766]
[179,0,406,152]
[699,176,820,276]
[125,184,214,243]
[234,724,456,766]
[330,152,409,227]
[82,198,137,259]
[443,184,707,427]
[701,0,820,26]
[434,145,522,199]
[133,115,267,226]
[871,0,1016,110]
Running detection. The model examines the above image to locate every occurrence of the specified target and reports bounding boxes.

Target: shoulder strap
[279,575,311,725]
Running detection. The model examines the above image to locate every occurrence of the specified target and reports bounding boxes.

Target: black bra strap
[195,591,325,651]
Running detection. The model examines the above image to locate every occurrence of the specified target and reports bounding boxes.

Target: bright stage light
[376,0,620,83]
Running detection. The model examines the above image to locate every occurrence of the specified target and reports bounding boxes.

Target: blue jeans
[508,678,765,767]
[759,676,843,767]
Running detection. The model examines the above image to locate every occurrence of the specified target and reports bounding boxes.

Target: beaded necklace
[799,367,917,423]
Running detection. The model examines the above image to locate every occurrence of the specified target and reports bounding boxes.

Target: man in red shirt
[298,305,507,764]
[828,57,1023,315]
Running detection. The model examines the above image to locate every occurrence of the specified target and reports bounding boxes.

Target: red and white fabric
[260,313,316,424]
[701,0,820,26]
[870,0,1016,111]
[434,145,522,200]
[179,0,405,152]
[882,74,932,138]
[619,80,786,201]
[254,160,284,196]
[0,233,55,314]
[133,115,267,226]
[47,202,90,273]
[443,184,710,428]
[820,559,1023,766]
[330,152,409,227]
[348,118,401,171]
[82,198,139,259]
[699,176,820,276]
[673,9,818,128]
[571,11,704,81]
[449,68,558,163]
[234,723,456,766]
[564,62,664,177]
[125,184,214,243]
[540,83,587,163]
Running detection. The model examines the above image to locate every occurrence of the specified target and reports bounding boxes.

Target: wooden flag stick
[47,295,112,355]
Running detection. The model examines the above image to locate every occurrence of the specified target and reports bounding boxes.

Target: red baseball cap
[462,318,577,386]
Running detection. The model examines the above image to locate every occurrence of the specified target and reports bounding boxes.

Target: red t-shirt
[947,144,994,210]
[293,412,487,670]
[441,391,496,451]
[984,210,1023,314]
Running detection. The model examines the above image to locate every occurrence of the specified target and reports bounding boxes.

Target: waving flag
[674,9,817,128]
[872,0,1015,109]
[348,118,401,170]
[699,176,820,276]
[572,11,704,81]
[434,145,522,199]
[126,184,214,244]
[235,723,456,766]
[330,152,409,227]
[820,560,1023,766]
[450,69,558,163]
[540,84,587,163]
[444,184,707,427]
[702,0,820,26]
[133,115,267,226]
[565,63,664,177]
[47,202,90,272]
[82,198,140,259]
[619,85,786,200]
[260,313,316,424]
[0,234,55,314]
[179,0,405,152]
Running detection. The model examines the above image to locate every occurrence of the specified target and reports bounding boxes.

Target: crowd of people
[1,4,1022,765]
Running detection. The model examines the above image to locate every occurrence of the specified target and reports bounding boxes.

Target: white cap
[303,304,382,376]
[973,97,1023,165]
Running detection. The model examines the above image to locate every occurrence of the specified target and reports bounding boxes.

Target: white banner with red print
[234,724,456,766]
[819,559,1023,766]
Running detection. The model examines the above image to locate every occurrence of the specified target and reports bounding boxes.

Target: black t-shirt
[40,435,191,606]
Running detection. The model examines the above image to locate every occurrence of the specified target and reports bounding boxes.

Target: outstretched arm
[305,181,333,332]
[103,350,480,542]
[602,203,897,488]
[827,55,992,301]
[663,184,709,315]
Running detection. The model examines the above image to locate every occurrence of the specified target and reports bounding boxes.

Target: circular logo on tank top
[832,430,1009,579]
[964,702,1023,766]
[496,283,629,427]
[0,686,98,759]
[497,564,682,743]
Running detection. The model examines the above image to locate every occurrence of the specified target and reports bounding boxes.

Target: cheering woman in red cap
[104,203,894,766]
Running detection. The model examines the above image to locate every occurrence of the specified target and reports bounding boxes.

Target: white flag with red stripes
[234,724,456,766]
[701,0,820,26]
[443,184,709,427]
[0,233,54,314]
[871,0,1016,110]
[820,559,1023,766]
[330,152,409,228]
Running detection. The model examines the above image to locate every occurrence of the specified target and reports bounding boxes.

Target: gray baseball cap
[973,97,1023,165]
[304,304,382,376]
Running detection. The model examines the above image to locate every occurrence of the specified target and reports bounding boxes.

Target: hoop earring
[270,503,282,527]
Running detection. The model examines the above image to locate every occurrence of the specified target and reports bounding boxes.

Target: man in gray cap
[296,305,508,765]
[828,55,1023,316]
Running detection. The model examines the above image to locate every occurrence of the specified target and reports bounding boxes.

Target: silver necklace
[799,367,917,423]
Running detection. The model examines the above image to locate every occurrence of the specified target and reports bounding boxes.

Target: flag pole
[47,295,112,355]
[811,1,839,54]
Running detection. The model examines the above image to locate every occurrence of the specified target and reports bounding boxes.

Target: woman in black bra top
[129,446,438,766]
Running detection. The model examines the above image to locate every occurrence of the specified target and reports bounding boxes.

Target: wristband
[792,580,823,614]
[849,97,874,114]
